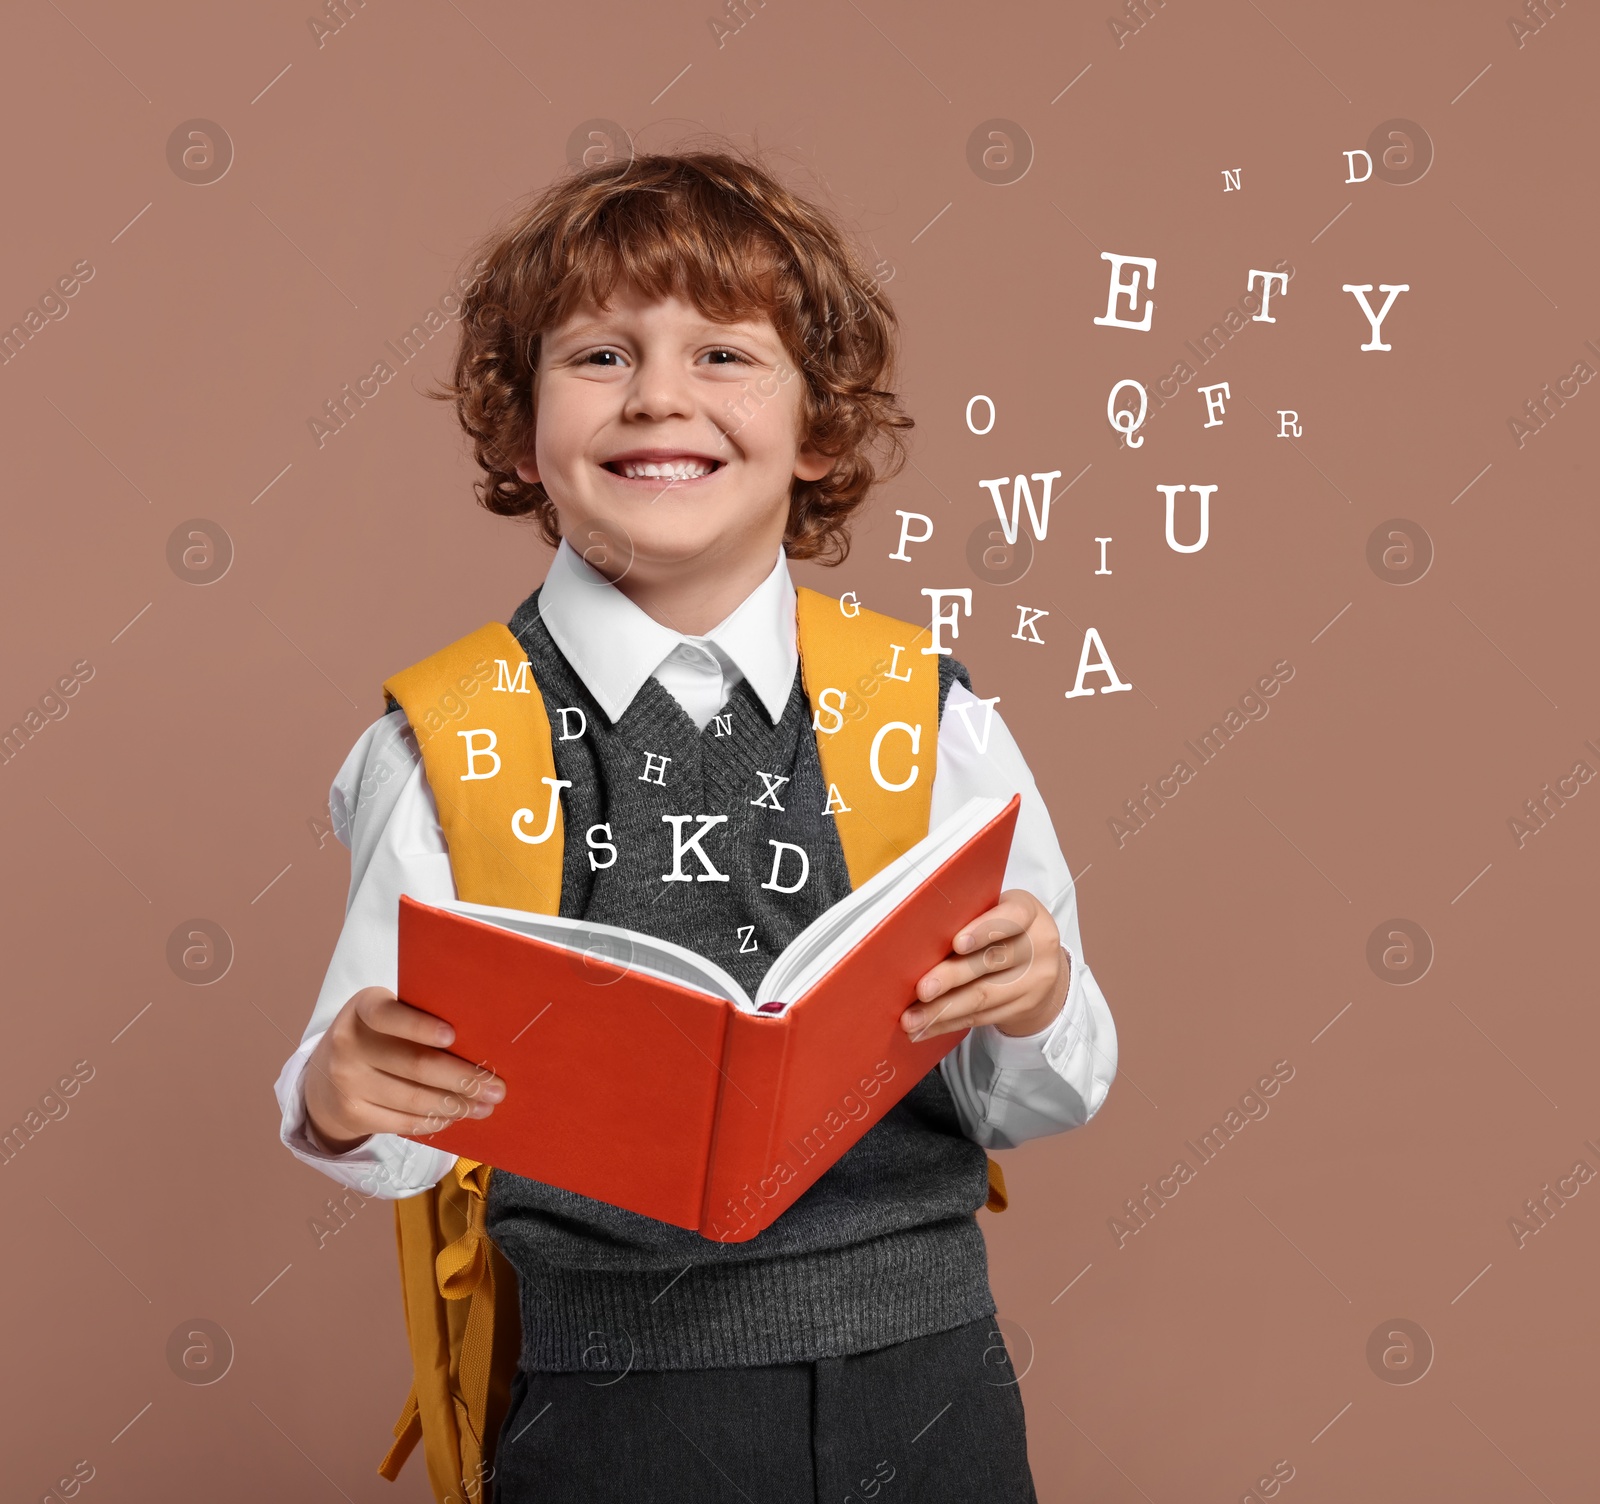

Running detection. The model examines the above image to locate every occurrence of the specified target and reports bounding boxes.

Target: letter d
[1343,149,1372,184]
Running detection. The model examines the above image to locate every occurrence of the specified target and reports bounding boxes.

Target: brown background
[2,0,1596,1498]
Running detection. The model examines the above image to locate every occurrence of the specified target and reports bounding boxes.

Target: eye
[702,347,752,366]
[580,349,625,367]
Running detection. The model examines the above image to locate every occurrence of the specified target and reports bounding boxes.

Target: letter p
[888,510,933,562]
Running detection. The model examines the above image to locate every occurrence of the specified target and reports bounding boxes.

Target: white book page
[753,796,1006,1009]
[435,900,754,1008]
[430,794,1003,1016]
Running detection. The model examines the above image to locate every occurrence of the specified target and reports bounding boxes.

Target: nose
[620,350,697,425]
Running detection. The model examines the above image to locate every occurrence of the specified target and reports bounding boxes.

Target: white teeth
[614,459,716,480]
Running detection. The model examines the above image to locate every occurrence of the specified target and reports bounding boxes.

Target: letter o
[965,394,995,436]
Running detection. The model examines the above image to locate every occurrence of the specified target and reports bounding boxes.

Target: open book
[398,793,1020,1242]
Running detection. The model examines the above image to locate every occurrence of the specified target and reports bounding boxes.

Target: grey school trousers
[489,1314,1038,1503]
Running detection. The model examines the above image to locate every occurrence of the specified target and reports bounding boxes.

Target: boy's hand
[901,889,1070,1042]
[302,986,506,1155]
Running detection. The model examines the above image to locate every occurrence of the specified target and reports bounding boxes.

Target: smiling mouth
[601,458,726,483]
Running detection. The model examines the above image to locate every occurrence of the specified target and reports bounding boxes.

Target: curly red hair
[429,148,914,564]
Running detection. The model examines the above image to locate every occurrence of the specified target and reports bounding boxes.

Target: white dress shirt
[274,540,1118,1200]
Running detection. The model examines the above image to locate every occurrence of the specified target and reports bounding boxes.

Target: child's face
[518,281,832,582]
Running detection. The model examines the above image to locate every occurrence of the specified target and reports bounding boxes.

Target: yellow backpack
[373,586,1008,1501]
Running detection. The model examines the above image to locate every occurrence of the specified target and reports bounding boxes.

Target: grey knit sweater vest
[485,588,995,1372]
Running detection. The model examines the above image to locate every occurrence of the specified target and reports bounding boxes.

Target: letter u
[1162,484,1213,553]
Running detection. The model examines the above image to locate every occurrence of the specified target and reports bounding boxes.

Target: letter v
[953,694,1001,753]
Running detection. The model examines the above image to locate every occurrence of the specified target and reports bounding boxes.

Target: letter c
[869,721,921,792]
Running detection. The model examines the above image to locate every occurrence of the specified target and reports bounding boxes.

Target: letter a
[1063,628,1133,698]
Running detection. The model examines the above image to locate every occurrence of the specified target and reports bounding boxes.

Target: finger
[909,975,1019,1033]
[361,1069,501,1132]
[951,899,1031,954]
[903,977,1033,1040]
[916,933,1037,1001]
[361,1036,506,1102]
[355,987,459,1049]
[336,1103,489,1141]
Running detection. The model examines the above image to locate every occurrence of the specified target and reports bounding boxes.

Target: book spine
[698,1012,792,1243]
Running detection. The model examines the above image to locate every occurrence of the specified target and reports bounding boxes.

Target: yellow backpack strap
[381,622,565,913]
[794,586,937,886]
[377,1159,520,1497]
[377,624,559,1496]
[985,1157,1009,1213]
[795,587,1009,1216]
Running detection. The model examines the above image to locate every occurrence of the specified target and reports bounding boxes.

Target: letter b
[458,728,500,780]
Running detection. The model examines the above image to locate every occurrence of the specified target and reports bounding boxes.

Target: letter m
[493,658,531,694]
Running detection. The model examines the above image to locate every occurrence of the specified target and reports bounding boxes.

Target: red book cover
[397,794,1019,1241]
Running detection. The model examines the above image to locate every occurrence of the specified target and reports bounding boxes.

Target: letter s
[586,822,618,870]
[811,686,848,735]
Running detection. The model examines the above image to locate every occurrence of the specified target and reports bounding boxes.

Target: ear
[793,442,834,484]
[514,455,540,486]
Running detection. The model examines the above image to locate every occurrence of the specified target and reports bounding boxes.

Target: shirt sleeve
[932,681,1119,1150]
[272,709,461,1200]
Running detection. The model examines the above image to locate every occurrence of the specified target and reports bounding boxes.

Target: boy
[275,150,1116,1503]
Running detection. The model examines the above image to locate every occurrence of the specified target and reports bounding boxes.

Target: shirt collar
[536,537,798,726]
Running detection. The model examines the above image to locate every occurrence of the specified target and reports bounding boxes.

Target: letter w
[978,470,1062,544]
